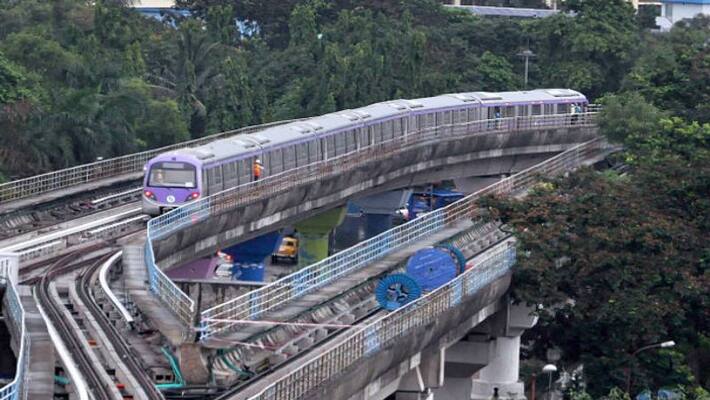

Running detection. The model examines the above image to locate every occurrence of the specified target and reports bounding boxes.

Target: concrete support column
[295,207,346,268]
[354,189,412,238]
[470,336,523,399]
[221,231,282,281]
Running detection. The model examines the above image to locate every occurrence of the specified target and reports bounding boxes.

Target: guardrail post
[0,252,19,284]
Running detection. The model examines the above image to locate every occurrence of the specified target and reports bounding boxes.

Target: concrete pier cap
[294,206,346,267]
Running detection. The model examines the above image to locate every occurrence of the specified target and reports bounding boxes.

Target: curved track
[77,252,166,400]
[34,251,115,400]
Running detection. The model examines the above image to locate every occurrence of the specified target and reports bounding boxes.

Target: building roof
[445,5,563,18]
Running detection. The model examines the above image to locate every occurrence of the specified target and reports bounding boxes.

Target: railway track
[0,181,142,241]
[77,251,166,400]
[212,224,511,400]
[34,250,117,400]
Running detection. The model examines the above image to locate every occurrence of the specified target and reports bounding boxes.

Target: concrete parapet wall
[307,273,512,400]
[153,127,598,271]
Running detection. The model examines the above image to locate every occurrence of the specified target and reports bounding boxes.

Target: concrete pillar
[295,207,346,268]
[332,202,365,251]
[471,336,524,399]
[221,231,282,281]
[353,189,412,238]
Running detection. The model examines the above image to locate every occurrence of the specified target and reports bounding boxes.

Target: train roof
[148,88,587,167]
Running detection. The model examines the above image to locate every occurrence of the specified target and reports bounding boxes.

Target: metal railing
[0,254,29,400]
[197,136,608,339]
[146,111,600,328]
[0,120,295,205]
[248,241,516,400]
[145,240,196,326]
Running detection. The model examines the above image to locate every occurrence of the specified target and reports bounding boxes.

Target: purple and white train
[142,89,587,215]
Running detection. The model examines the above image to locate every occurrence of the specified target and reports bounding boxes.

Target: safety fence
[145,111,601,329]
[197,135,609,339]
[0,120,294,205]
[248,240,515,400]
[0,254,29,400]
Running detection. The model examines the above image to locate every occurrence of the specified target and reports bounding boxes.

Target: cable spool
[405,247,459,292]
[436,244,467,275]
[375,274,422,311]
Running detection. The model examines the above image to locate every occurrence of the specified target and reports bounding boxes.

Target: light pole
[517,49,536,89]
[542,364,557,400]
[625,340,676,394]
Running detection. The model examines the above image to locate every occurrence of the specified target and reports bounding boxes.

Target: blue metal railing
[0,255,29,400]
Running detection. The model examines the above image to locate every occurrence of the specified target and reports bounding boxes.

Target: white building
[659,0,710,26]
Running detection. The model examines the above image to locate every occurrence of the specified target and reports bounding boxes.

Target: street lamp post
[625,340,676,394]
[517,49,536,89]
[543,364,557,400]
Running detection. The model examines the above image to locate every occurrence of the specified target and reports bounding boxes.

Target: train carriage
[142,89,587,216]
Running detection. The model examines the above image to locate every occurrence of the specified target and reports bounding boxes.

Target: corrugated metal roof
[446,5,563,18]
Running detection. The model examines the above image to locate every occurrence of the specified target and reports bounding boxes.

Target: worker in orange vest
[253,159,263,181]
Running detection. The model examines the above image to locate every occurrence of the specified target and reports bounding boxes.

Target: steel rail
[214,227,512,400]
[0,120,299,206]
[34,251,115,400]
[78,252,165,400]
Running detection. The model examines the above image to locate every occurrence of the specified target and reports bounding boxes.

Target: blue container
[239,262,265,282]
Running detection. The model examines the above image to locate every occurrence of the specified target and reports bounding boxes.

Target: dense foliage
[0,0,663,181]
[480,94,709,395]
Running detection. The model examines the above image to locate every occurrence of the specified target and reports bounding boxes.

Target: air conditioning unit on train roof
[290,125,312,134]
[545,89,578,97]
[448,93,477,102]
[303,121,324,130]
[186,148,215,160]
[386,102,408,110]
[339,111,360,121]
[473,92,503,101]
[352,110,371,118]
[402,99,423,108]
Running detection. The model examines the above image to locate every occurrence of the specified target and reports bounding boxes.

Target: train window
[334,132,347,155]
[502,106,515,117]
[518,105,529,116]
[443,111,452,125]
[308,140,321,162]
[148,162,197,188]
[209,166,223,192]
[468,108,477,122]
[370,124,380,143]
[359,127,370,148]
[544,104,554,115]
[284,146,297,170]
[382,121,393,141]
[558,103,571,114]
[532,104,542,115]
[487,107,498,119]
[393,118,402,136]
[326,135,336,158]
[296,143,309,166]
[202,170,209,194]
[346,130,357,152]
[269,149,283,174]
[426,113,435,128]
[223,162,238,186]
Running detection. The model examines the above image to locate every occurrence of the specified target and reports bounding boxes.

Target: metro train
[142,89,588,215]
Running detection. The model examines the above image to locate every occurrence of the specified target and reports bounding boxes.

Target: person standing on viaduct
[253,158,263,181]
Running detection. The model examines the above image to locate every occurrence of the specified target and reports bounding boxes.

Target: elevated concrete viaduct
[152,125,598,272]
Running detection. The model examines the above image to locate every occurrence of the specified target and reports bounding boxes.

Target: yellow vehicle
[272,236,298,264]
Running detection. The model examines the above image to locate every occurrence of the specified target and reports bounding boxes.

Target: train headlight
[143,190,156,200]
[186,192,200,201]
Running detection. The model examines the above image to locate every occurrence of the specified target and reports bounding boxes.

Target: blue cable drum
[405,247,459,292]
[376,274,422,310]
[436,244,467,275]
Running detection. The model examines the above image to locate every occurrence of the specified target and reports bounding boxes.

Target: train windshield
[148,162,197,188]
